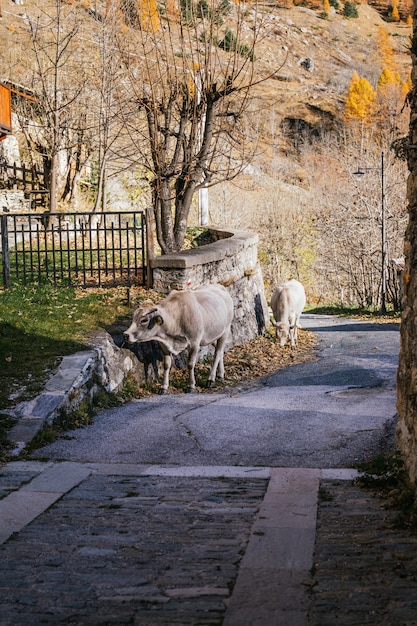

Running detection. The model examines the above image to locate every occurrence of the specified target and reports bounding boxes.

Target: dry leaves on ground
[168,329,318,393]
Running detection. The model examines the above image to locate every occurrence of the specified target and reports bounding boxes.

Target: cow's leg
[278,323,289,347]
[159,353,172,394]
[186,343,199,393]
[207,334,227,388]
[292,313,301,345]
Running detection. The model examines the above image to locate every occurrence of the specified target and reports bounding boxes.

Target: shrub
[343,1,358,17]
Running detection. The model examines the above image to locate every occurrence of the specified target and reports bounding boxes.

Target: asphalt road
[32,314,400,469]
[1,313,402,626]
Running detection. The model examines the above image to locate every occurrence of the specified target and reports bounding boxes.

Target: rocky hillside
[0,1,411,150]
[0,0,412,301]
[253,2,410,150]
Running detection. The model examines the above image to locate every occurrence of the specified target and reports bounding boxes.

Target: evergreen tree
[343,1,358,18]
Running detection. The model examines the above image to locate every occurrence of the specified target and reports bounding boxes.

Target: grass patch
[0,283,153,460]
[0,284,145,411]
[307,304,401,322]
[356,453,417,529]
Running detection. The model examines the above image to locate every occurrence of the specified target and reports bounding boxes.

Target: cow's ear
[155,315,163,326]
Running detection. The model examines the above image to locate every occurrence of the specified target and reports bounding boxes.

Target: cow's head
[272,320,290,347]
[123,300,164,344]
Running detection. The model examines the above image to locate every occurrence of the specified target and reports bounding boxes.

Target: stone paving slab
[0,462,91,544]
[223,569,310,626]
[0,461,54,499]
[0,490,62,544]
[19,461,91,493]
[224,468,320,626]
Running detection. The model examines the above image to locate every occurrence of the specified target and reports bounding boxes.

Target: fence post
[1,215,10,288]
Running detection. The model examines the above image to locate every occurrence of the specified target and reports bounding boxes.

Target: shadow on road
[305,322,400,333]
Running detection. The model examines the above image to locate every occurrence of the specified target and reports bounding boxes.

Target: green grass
[0,283,145,461]
[0,283,136,413]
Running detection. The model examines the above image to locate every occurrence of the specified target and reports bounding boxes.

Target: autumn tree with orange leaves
[345,72,377,122]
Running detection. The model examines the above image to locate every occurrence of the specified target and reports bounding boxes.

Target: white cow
[123,285,234,393]
[270,279,306,347]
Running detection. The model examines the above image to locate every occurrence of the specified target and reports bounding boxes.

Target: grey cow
[124,285,234,393]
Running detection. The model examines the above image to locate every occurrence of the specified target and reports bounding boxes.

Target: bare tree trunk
[146,206,155,288]
[116,3,278,253]
[93,160,106,214]
[49,153,58,213]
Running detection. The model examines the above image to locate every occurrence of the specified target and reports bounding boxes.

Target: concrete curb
[7,350,98,456]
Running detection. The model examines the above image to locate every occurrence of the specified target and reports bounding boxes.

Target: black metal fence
[0,211,146,289]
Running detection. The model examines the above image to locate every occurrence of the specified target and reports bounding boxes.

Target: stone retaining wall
[151,227,269,346]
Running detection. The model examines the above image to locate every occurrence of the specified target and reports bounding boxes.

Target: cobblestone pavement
[2,462,417,625]
[0,464,267,626]
[310,479,417,626]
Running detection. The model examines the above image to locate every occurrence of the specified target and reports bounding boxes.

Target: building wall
[396,7,417,487]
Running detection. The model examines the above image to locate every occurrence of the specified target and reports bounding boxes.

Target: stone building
[396,9,417,488]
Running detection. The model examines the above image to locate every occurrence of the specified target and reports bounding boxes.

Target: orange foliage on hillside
[345,72,377,122]
[138,0,161,32]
